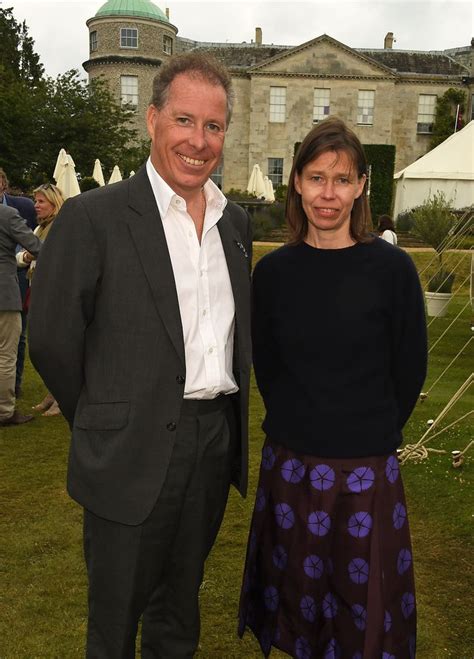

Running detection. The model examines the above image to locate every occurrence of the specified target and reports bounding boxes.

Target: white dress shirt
[146,158,238,399]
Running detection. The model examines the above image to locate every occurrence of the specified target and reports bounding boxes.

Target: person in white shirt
[28,52,252,658]
[378,214,398,245]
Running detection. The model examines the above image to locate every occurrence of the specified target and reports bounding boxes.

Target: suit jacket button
[176,375,185,385]
[166,421,176,432]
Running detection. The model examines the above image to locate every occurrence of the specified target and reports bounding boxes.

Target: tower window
[163,35,173,55]
[120,28,138,49]
[90,31,98,53]
[121,76,138,109]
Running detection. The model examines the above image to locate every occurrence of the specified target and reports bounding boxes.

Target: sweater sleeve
[390,252,428,429]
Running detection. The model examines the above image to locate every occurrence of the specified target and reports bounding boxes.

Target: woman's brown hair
[286,117,373,244]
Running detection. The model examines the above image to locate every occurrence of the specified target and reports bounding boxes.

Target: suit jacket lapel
[218,208,251,362]
[125,167,185,366]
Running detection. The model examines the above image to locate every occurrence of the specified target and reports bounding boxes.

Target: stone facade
[218,36,472,191]
[83,7,473,193]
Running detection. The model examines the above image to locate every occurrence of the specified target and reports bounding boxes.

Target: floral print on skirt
[238,439,416,658]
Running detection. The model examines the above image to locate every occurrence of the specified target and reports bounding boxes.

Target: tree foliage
[430,88,466,149]
[35,71,144,184]
[0,7,149,189]
[0,7,44,85]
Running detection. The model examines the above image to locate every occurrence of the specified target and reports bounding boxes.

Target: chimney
[255,27,262,46]
[384,32,394,49]
[165,7,169,18]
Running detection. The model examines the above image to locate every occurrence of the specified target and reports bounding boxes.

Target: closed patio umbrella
[264,176,275,202]
[92,159,105,187]
[247,164,266,199]
[108,165,122,184]
[53,148,70,183]
[56,154,81,199]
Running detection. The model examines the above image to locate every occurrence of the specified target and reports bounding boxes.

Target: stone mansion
[83,0,474,191]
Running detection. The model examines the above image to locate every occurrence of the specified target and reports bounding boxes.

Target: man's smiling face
[146,72,227,201]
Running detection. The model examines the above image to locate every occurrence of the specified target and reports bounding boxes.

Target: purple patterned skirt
[238,439,416,658]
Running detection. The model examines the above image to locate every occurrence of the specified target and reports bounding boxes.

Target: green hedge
[363,144,396,223]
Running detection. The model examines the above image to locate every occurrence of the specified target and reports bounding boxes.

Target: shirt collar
[146,157,227,219]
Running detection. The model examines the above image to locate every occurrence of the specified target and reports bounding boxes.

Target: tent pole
[454,104,460,133]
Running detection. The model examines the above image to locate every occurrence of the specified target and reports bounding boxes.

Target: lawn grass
[1,247,472,658]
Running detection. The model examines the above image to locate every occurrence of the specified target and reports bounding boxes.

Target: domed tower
[84,0,177,141]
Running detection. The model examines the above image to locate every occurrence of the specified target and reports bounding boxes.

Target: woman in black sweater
[239,118,427,658]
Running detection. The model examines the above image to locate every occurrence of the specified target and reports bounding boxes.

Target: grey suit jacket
[29,166,252,525]
[0,205,41,311]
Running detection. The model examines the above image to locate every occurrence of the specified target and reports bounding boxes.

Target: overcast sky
[4,0,473,78]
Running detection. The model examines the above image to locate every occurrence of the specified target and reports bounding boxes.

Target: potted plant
[410,192,457,317]
[425,269,456,316]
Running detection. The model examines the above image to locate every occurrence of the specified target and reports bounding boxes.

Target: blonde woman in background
[17,183,64,416]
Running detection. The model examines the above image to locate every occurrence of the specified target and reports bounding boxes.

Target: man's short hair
[150,52,235,127]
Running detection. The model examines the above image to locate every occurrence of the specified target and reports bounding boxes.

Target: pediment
[250,35,396,78]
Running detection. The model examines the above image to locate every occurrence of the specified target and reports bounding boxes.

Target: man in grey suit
[0,204,41,426]
[29,53,252,657]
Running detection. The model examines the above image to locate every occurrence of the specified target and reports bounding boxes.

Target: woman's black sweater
[252,238,427,458]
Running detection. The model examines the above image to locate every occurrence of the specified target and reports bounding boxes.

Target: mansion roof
[183,36,470,78]
[357,50,469,75]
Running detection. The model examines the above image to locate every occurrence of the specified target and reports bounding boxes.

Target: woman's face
[295,150,366,243]
[34,192,55,221]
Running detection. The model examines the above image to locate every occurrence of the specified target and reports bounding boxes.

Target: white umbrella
[129,170,135,178]
[108,165,122,184]
[247,164,266,199]
[56,155,81,199]
[53,148,69,183]
[264,176,275,202]
[92,159,105,187]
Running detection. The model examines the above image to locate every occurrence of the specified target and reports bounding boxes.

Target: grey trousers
[84,396,235,658]
[0,311,21,421]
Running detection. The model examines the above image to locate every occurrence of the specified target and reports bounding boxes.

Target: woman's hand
[23,251,35,264]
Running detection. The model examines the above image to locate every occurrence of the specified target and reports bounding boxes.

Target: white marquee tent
[393,120,474,219]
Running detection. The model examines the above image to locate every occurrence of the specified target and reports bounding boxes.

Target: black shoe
[0,410,34,426]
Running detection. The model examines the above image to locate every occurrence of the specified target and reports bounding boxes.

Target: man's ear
[146,104,158,140]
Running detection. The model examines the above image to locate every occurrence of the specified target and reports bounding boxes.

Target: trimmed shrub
[363,144,396,222]
[80,176,100,192]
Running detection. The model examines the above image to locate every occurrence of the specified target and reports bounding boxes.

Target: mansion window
[121,76,138,109]
[120,28,138,49]
[417,94,437,133]
[163,35,173,55]
[357,90,375,125]
[268,158,283,186]
[269,87,286,123]
[313,88,330,122]
[90,31,98,53]
[210,161,223,189]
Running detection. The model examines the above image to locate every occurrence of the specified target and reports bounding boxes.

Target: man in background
[0,204,40,426]
[0,168,37,397]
